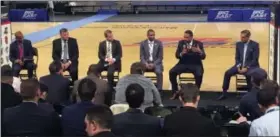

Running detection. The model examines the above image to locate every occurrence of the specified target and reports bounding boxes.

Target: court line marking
[192,23,197,33]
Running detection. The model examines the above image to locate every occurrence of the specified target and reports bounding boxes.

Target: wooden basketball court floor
[11,22,269,91]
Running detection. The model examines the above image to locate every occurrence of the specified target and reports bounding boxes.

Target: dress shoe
[217,94,227,101]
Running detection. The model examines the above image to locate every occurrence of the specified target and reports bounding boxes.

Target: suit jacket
[73,74,109,104]
[9,39,33,63]
[235,40,259,68]
[61,101,95,136]
[52,37,79,66]
[98,40,122,66]
[175,39,206,66]
[93,131,116,137]
[140,39,163,71]
[163,106,220,136]
[112,108,162,137]
[1,83,22,111]
[2,102,61,136]
[39,74,70,105]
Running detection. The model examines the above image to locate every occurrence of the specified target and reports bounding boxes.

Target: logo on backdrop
[215,11,232,20]
[250,10,268,20]
[22,11,37,20]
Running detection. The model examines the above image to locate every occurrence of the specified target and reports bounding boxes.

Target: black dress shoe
[217,94,227,101]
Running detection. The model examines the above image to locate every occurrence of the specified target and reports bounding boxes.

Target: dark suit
[9,39,34,78]
[2,102,61,136]
[1,83,22,111]
[73,74,109,105]
[98,40,122,87]
[140,39,163,90]
[39,74,71,105]
[112,108,162,137]
[222,40,260,92]
[61,101,95,136]
[239,87,263,121]
[93,131,116,137]
[163,106,220,136]
[169,39,206,92]
[52,37,79,82]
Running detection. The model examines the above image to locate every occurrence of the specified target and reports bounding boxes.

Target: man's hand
[239,67,248,74]
[64,62,71,70]
[236,116,247,124]
[181,48,187,56]
[192,46,201,53]
[148,63,154,69]
[108,58,115,65]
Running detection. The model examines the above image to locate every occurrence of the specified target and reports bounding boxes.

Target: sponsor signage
[9,9,49,22]
[208,9,243,22]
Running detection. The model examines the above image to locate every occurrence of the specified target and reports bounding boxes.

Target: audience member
[73,64,109,105]
[62,78,96,136]
[85,105,115,137]
[1,76,22,111]
[1,65,21,93]
[163,83,220,136]
[239,68,267,121]
[38,83,48,103]
[3,79,61,136]
[115,62,162,110]
[249,80,279,136]
[112,83,162,136]
[39,61,70,105]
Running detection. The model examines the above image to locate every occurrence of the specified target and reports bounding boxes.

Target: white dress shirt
[12,77,21,93]
[249,106,279,136]
[148,40,154,61]
[106,41,112,59]
[61,39,69,60]
[242,41,249,67]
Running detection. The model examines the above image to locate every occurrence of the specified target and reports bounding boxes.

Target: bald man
[9,31,34,78]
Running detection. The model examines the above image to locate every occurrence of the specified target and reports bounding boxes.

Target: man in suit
[98,30,122,87]
[39,61,70,105]
[62,79,96,136]
[3,79,61,136]
[85,105,116,137]
[169,30,206,99]
[52,28,79,82]
[9,31,34,78]
[1,65,21,93]
[73,64,109,105]
[112,83,162,137]
[219,30,260,100]
[140,29,163,90]
[163,83,220,136]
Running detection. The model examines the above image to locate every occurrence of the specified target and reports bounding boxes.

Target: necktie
[107,42,112,58]
[242,43,248,67]
[18,44,23,59]
[63,40,68,62]
[149,42,153,61]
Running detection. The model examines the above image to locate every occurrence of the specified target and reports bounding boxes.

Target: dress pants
[99,63,117,88]
[64,63,78,83]
[169,63,203,93]
[144,65,163,90]
[12,61,34,78]
[222,66,256,93]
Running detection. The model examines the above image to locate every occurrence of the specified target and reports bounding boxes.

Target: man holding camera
[169,30,206,99]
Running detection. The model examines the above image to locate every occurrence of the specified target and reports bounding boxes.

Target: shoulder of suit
[178,40,184,43]
[68,37,77,41]
[23,39,31,43]
[250,40,259,45]
[155,39,162,44]
[113,39,120,43]
[194,39,203,45]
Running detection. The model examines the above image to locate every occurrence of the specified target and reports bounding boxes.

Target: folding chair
[236,74,249,93]
[178,71,195,87]
[144,68,157,86]
[19,47,38,80]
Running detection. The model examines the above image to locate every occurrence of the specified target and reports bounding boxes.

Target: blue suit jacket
[9,39,33,63]
[235,40,259,68]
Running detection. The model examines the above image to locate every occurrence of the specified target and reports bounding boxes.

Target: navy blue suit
[222,40,260,92]
[9,39,34,78]
[61,101,95,136]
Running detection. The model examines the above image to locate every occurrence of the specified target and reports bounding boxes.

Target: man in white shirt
[219,30,260,100]
[249,80,279,136]
[140,29,163,90]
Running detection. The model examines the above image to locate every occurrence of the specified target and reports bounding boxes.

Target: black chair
[236,74,249,92]
[19,47,38,80]
[144,68,157,86]
[101,61,122,87]
[179,71,195,86]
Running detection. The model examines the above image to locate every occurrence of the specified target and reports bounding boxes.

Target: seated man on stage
[140,29,163,90]
[169,30,206,99]
[10,31,34,79]
[219,30,260,100]
[52,28,79,82]
[98,30,122,87]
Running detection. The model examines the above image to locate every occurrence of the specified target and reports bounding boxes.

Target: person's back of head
[87,64,102,77]
[258,80,279,110]
[249,68,267,87]
[78,78,97,102]
[49,61,62,75]
[125,83,145,108]
[85,105,113,136]
[20,79,40,102]
[130,62,144,75]
[179,83,200,108]
[1,65,13,76]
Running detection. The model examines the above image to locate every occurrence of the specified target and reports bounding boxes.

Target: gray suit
[140,39,163,90]
[72,74,109,105]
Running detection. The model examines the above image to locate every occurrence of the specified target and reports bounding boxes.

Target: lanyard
[266,107,279,114]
